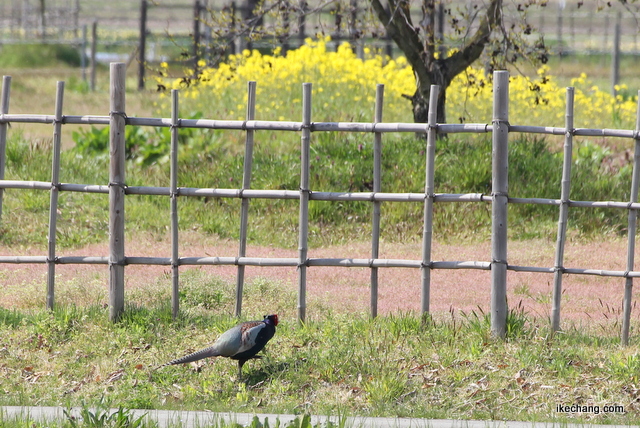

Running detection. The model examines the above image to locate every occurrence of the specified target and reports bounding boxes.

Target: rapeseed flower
[159,37,638,131]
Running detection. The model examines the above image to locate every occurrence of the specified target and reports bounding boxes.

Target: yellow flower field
[160,37,639,131]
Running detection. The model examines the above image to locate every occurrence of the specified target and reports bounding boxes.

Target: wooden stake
[0,76,10,225]
[622,90,640,345]
[47,81,65,310]
[298,83,312,323]
[421,85,439,315]
[236,81,257,317]
[551,87,575,333]
[491,70,509,339]
[370,84,384,318]
[109,63,126,322]
[170,89,180,319]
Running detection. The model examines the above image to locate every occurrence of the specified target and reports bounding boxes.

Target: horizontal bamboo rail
[2,66,640,342]
[3,111,639,139]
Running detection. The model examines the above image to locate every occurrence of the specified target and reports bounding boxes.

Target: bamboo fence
[1,66,640,342]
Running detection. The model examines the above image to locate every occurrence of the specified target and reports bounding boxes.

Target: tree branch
[444,0,501,80]
[369,0,431,87]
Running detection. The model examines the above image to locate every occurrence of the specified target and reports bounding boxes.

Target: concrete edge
[0,406,634,428]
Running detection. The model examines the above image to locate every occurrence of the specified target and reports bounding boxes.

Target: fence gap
[298,82,312,323]
[491,70,509,339]
[47,81,65,310]
[109,63,126,322]
[421,84,440,316]
[370,84,384,318]
[0,76,11,225]
[236,81,257,317]
[551,87,575,333]
[621,90,640,345]
[170,89,180,319]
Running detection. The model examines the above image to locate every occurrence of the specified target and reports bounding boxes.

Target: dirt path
[0,232,637,328]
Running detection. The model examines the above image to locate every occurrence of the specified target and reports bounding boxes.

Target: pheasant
[162,314,278,379]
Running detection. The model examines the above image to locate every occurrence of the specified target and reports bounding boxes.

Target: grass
[0,129,631,250]
[0,274,639,425]
[2,49,640,426]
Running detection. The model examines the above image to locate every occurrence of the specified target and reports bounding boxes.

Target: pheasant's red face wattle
[269,314,279,326]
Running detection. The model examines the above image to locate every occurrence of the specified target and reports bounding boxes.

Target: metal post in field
[236,81,257,317]
[109,63,127,322]
[551,87,575,333]
[170,89,180,319]
[90,20,97,92]
[193,0,202,74]
[298,83,312,323]
[81,25,87,82]
[0,76,10,225]
[611,12,621,97]
[491,70,509,339]
[421,84,439,316]
[621,91,640,346]
[370,84,384,318]
[47,81,65,310]
[138,0,148,91]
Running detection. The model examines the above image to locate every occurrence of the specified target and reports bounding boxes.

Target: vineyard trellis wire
[1,63,640,343]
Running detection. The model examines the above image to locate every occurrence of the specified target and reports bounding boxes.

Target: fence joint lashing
[491,119,511,129]
[109,110,128,121]
[169,118,182,130]
[108,182,128,191]
[421,261,434,269]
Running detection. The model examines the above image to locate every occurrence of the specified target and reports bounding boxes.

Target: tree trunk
[369,0,502,125]
[411,72,448,124]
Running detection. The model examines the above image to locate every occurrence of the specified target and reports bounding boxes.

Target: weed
[63,397,150,428]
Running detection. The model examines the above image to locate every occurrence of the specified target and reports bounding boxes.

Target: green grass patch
[0,274,638,424]
[0,129,632,249]
[0,44,81,68]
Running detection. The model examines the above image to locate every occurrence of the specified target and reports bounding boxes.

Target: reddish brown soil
[1,232,638,328]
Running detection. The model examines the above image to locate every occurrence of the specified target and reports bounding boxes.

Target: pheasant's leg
[238,360,245,381]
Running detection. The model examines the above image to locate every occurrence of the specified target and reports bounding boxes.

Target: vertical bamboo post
[236,81,257,317]
[551,87,575,333]
[621,91,640,345]
[47,81,65,310]
[370,84,384,318]
[491,70,509,339]
[170,89,180,319]
[421,85,439,316]
[0,76,10,225]
[298,83,312,323]
[109,63,127,322]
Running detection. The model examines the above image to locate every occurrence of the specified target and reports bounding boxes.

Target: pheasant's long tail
[161,346,221,367]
